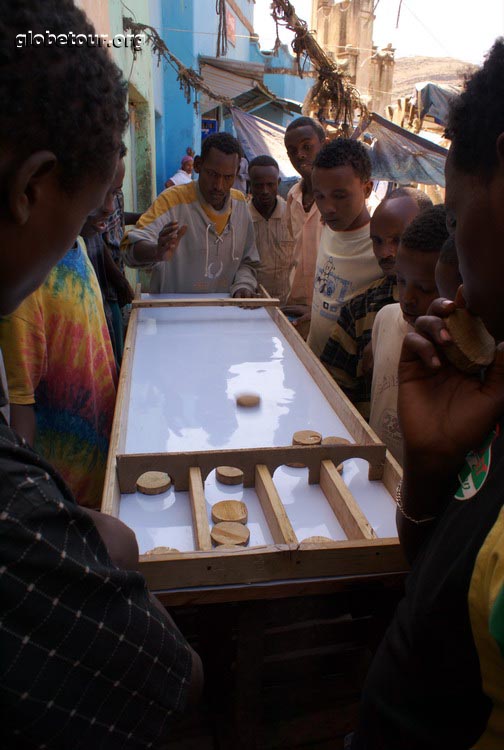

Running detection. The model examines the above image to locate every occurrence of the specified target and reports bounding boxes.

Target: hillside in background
[390,56,478,101]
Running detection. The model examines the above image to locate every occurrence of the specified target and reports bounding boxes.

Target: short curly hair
[313,138,372,182]
[0,0,128,191]
[248,155,279,172]
[400,204,449,254]
[445,37,504,179]
[201,132,243,162]
[285,116,325,143]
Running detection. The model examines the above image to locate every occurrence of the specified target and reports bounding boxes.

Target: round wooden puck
[136,471,172,495]
[322,436,351,474]
[287,429,322,467]
[211,521,250,547]
[301,536,333,544]
[444,308,496,374]
[236,393,261,408]
[211,500,248,524]
[293,430,323,446]
[216,466,244,485]
[143,546,179,555]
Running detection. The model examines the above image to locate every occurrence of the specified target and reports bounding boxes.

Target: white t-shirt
[369,302,412,464]
[308,223,381,358]
[168,169,192,186]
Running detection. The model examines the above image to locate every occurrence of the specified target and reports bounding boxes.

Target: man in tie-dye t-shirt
[0,234,117,508]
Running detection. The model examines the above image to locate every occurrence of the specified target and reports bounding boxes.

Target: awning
[353,112,448,186]
[230,107,298,179]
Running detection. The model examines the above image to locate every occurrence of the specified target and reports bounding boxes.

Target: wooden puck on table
[211,500,248,525]
[211,521,250,547]
[143,546,179,555]
[287,429,322,468]
[136,471,171,495]
[216,466,244,485]
[301,536,333,545]
[236,393,261,408]
[322,436,351,474]
[444,308,496,374]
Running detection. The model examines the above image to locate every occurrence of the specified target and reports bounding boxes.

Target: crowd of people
[1,0,504,747]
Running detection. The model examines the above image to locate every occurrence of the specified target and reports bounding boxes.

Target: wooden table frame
[101,295,405,599]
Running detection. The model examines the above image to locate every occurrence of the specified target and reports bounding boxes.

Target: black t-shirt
[0,414,192,748]
[354,422,504,749]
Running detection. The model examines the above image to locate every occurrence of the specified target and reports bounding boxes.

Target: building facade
[310,0,394,116]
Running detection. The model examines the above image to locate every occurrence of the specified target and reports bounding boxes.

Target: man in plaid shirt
[0,2,202,747]
[321,189,432,418]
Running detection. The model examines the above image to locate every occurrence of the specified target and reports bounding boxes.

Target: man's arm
[397,298,504,563]
[230,210,259,297]
[123,210,142,226]
[0,294,45,443]
[122,192,187,268]
[1,454,203,741]
[128,223,187,265]
[9,403,36,445]
[102,243,134,307]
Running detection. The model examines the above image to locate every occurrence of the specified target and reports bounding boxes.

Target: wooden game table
[101,293,407,748]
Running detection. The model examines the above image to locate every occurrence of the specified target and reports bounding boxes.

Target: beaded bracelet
[395,480,437,525]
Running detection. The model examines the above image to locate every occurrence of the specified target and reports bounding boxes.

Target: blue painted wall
[158,1,312,181]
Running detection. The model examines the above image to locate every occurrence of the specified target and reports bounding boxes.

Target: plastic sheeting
[354,113,448,186]
[230,107,298,180]
[414,81,459,126]
[232,107,448,188]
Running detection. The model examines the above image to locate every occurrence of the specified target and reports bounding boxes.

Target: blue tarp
[413,81,459,126]
[231,107,448,187]
[353,113,448,186]
[230,107,298,180]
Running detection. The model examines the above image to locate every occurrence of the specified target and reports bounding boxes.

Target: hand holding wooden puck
[444,308,496,374]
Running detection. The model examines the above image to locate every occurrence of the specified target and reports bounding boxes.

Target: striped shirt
[321,276,397,418]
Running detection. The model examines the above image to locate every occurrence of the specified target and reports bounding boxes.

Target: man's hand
[399,298,504,480]
[83,509,139,571]
[361,340,374,379]
[232,287,261,308]
[232,287,258,299]
[396,294,504,561]
[156,221,187,261]
[115,273,135,308]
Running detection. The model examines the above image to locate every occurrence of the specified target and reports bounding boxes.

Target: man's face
[284,125,323,180]
[370,197,420,277]
[445,147,504,339]
[249,165,280,215]
[195,147,239,210]
[312,164,372,232]
[396,245,439,326]
[1,154,118,315]
[81,158,125,238]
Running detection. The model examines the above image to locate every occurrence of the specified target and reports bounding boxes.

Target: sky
[253,0,504,65]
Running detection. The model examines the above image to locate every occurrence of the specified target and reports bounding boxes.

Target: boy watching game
[308,138,382,358]
[369,205,448,463]
[321,188,432,417]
